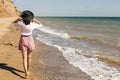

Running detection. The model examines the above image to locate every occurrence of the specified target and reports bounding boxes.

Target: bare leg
[22,50,28,79]
[27,50,32,75]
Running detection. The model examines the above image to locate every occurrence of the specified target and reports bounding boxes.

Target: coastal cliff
[0,0,19,17]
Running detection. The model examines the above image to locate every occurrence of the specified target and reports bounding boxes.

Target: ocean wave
[36,36,120,80]
[82,54,120,67]
[55,46,120,80]
[35,24,120,80]
[70,35,105,43]
[70,35,120,50]
[37,26,110,44]
[37,25,119,49]
[37,26,107,45]
[37,26,69,39]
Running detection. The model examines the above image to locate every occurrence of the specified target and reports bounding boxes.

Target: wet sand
[0,17,92,80]
[31,40,92,80]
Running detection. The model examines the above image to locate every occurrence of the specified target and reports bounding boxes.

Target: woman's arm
[12,18,22,30]
[32,18,42,25]
[12,17,22,23]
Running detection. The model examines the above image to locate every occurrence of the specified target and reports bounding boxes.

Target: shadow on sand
[0,63,24,79]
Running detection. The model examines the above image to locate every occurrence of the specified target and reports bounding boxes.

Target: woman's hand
[32,18,42,25]
[13,17,22,23]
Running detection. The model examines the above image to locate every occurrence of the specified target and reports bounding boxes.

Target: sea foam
[37,26,69,39]
[36,33,120,80]
[35,25,120,80]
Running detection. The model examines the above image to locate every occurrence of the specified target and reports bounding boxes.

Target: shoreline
[31,39,92,80]
[0,17,92,80]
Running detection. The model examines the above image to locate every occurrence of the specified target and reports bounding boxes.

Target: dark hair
[20,10,34,25]
[23,20,31,25]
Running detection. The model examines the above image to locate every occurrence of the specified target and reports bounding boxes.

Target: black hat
[20,10,34,21]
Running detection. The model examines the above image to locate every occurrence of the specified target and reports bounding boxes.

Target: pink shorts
[19,35,35,51]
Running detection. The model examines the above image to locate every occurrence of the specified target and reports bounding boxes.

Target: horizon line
[35,16,120,18]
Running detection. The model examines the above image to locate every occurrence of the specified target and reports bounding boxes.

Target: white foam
[37,26,69,39]
[55,46,120,80]
[36,37,120,80]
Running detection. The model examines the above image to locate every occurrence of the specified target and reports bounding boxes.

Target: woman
[13,10,42,79]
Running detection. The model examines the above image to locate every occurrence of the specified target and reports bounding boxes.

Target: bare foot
[25,74,29,79]
[24,71,30,79]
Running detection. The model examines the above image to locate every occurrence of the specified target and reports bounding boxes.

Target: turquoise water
[33,17,120,80]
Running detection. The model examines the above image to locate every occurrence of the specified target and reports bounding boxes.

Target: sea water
[33,17,120,80]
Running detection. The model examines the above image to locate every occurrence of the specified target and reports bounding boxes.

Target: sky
[11,0,120,17]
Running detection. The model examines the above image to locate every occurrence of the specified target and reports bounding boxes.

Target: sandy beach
[0,18,92,80]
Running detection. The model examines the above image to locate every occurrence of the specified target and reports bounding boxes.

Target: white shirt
[13,21,42,35]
